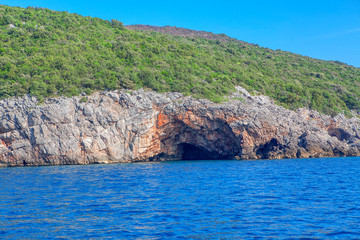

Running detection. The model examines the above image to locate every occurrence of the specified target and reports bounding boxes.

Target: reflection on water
[1,158,360,239]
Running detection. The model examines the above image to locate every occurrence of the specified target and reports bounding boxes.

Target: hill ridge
[126,24,242,43]
[126,24,355,67]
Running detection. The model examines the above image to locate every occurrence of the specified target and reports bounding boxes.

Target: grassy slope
[0,5,360,116]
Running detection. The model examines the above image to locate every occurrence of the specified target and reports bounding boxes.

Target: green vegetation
[0,5,360,116]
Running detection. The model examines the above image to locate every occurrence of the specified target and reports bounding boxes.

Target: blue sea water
[1,157,360,239]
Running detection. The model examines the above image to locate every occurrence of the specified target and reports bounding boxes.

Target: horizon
[1,1,360,68]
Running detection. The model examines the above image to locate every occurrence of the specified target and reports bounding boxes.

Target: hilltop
[126,25,242,43]
[0,5,360,116]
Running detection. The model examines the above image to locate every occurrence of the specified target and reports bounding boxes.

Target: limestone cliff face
[1,87,360,167]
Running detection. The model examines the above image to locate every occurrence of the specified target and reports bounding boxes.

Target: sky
[2,0,360,67]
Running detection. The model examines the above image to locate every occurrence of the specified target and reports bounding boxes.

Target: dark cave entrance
[328,128,351,141]
[180,143,231,160]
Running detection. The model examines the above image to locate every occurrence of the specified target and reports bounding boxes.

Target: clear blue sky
[3,0,360,67]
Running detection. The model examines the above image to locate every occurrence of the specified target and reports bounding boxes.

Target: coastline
[1,87,360,167]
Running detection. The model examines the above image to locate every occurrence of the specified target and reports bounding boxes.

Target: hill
[0,5,360,116]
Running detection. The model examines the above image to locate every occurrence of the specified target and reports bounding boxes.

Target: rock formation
[1,87,360,167]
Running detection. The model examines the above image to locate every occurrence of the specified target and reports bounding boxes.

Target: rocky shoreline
[1,87,360,167]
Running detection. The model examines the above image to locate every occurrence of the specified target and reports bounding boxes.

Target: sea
[1,157,360,239]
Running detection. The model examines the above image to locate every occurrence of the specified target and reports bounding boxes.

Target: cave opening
[256,138,282,159]
[328,128,351,141]
[180,143,230,160]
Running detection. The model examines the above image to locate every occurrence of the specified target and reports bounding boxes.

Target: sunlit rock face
[1,87,360,167]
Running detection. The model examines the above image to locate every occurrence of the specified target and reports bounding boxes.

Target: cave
[256,138,283,159]
[180,143,231,160]
[328,128,351,141]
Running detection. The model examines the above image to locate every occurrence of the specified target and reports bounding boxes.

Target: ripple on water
[0,157,360,239]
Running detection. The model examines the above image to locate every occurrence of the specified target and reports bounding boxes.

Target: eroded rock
[1,88,360,167]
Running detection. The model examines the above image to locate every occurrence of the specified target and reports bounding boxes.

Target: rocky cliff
[1,87,360,167]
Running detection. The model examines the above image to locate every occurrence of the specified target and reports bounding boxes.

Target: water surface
[1,157,360,239]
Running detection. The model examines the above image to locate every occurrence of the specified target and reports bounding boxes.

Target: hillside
[1,5,360,116]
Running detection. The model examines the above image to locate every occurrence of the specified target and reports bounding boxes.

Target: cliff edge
[1,87,360,167]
